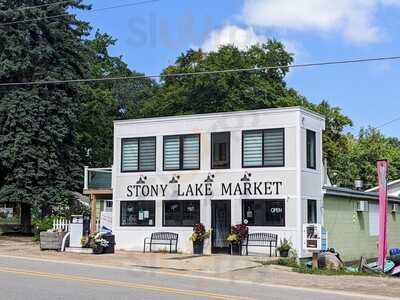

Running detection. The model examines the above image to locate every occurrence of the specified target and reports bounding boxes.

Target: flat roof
[114,106,325,126]
[366,178,400,192]
[324,186,400,203]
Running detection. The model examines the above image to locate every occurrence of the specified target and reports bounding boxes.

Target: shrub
[32,216,57,241]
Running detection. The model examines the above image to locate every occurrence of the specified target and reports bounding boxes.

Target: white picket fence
[52,218,100,232]
[53,218,70,232]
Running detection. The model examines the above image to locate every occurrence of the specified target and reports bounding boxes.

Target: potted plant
[189,223,211,255]
[227,224,248,255]
[277,238,292,257]
[81,233,109,254]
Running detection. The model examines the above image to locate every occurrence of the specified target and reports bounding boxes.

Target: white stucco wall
[111,107,325,257]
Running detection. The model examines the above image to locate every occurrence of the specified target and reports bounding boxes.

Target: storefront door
[211,200,231,254]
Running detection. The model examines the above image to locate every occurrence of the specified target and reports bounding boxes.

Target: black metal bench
[243,233,278,256]
[143,232,179,253]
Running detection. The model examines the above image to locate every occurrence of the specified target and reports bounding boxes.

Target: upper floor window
[307,199,317,223]
[306,130,316,169]
[211,132,230,169]
[163,134,200,171]
[242,129,284,168]
[121,137,156,172]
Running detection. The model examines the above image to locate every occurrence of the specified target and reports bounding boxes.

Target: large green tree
[332,128,400,189]
[0,0,90,215]
[141,43,353,183]
[77,31,157,167]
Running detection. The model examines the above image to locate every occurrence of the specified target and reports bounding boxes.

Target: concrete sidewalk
[0,236,266,273]
[1,236,400,299]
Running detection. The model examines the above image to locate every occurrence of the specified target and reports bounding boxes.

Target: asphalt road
[0,256,391,300]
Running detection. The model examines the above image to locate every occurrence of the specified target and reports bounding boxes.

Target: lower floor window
[242,199,285,226]
[163,200,200,226]
[120,201,155,226]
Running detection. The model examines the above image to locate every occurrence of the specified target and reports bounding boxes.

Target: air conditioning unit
[391,203,398,213]
[356,200,369,212]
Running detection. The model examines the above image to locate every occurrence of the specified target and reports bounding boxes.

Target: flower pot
[93,244,103,255]
[231,243,242,256]
[193,240,204,255]
[279,250,289,257]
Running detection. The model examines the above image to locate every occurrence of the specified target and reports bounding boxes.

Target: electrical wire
[377,115,400,129]
[1,56,400,87]
[8,0,75,11]
[0,0,159,26]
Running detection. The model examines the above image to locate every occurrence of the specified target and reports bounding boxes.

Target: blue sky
[78,0,400,137]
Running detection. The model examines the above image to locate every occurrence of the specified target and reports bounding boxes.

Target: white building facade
[111,107,325,257]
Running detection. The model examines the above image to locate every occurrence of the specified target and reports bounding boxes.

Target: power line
[0,0,159,26]
[9,1,75,11]
[1,56,400,87]
[377,115,400,129]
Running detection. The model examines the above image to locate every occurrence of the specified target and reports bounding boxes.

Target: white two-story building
[111,107,325,257]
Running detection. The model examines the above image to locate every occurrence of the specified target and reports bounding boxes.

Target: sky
[77,0,400,137]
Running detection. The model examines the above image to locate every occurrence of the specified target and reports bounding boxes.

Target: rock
[318,252,344,271]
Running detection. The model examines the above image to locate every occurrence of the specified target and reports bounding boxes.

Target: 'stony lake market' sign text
[126,181,283,198]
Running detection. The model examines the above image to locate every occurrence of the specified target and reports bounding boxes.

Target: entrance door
[211,200,231,254]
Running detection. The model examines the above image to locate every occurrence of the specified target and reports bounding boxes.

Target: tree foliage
[0,0,90,213]
[77,31,156,167]
[333,128,400,189]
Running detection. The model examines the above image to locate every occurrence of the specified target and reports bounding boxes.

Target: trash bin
[102,234,115,254]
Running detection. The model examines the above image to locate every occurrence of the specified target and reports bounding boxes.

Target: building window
[104,200,113,212]
[121,137,156,172]
[211,132,230,169]
[242,199,285,226]
[242,129,284,168]
[163,200,200,226]
[163,134,200,171]
[306,130,316,169]
[307,200,317,223]
[120,201,155,226]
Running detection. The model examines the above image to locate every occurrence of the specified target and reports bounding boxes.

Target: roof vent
[354,179,364,191]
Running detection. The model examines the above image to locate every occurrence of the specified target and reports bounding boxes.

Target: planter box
[40,232,67,251]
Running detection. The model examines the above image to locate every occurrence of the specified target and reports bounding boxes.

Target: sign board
[303,223,328,251]
[0,208,13,219]
[100,211,113,233]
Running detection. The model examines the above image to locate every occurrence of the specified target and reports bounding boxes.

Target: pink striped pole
[377,160,389,270]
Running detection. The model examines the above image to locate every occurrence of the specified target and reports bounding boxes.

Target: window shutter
[243,131,263,167]
[164,136,180,170]
[122,139,138,171]
[183,135,200,169]
[139,137,156,171]
[264,129,284,166]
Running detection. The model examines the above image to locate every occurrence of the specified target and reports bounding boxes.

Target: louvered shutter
[183,135,200,169]
[264,129,284,166]
[139,137,156,171]
[122,139,138,171]
[243,131,263,167]
[164,136,180,170]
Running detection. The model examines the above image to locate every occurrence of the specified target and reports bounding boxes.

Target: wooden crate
[40,232,66,251]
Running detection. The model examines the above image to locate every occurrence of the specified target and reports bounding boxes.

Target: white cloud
[241,0,400,44]
[201,25,267,52]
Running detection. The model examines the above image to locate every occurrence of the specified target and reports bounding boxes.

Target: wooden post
[312,252,319,270]
[90,194,97,234]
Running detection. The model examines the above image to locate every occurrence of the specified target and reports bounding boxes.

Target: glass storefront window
[120,201,155,226]
[242,199,285,226]
[163,200,200,226]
